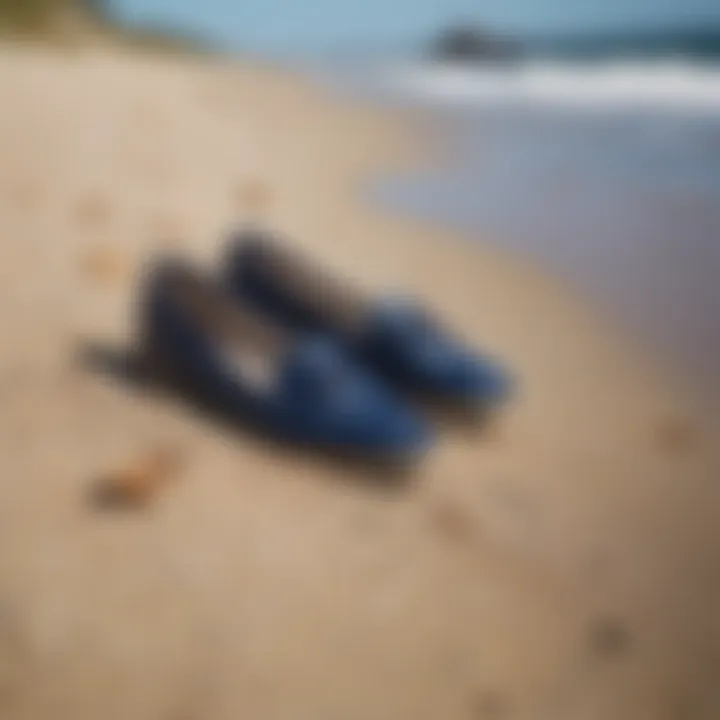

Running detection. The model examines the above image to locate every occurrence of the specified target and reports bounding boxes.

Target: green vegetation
[0,0,102,30]
[0,0,210,54]
[113,22,214,56]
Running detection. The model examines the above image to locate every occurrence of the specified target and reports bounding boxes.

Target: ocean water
[306,58,720,407]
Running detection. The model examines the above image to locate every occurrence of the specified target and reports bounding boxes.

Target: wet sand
[0,45,719,720]
[368,104,720,413]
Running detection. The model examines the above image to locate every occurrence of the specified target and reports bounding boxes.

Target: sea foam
[382,60,720,112]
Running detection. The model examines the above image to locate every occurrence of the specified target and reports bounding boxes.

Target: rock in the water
[430,25,520,63]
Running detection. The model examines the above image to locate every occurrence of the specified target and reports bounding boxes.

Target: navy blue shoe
[223,233,513,410]
[137,259,432,462]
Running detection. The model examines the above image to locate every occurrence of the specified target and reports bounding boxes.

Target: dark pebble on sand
[588,616,631,659]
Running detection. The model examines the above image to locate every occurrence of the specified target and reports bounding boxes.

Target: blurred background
[0,6,718,718]
[2,0,720,408]
[110,0,720,409]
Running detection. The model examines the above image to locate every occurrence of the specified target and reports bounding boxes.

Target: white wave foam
[382,60,720,112]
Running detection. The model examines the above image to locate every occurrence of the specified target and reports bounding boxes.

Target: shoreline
[357,91,720,414]
[0,44,718,719]
[307,55,720,415]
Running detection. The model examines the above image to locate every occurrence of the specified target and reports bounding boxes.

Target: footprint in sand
[428,499,478,544]
[6,180,40,212]
[653,416,696,458]
[472,688,509,719]
[74,192,113,230]
[131,100,167,132]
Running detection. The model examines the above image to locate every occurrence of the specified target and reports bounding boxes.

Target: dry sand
[0,44,719,720]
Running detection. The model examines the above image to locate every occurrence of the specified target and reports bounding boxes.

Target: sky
[112,0,720,54]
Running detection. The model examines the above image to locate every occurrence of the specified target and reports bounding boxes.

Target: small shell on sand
[91,444,184,509]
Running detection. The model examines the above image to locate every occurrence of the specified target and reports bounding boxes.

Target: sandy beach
[0,44,719,719]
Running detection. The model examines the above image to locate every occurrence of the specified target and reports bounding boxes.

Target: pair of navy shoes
[139,230,512,464]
